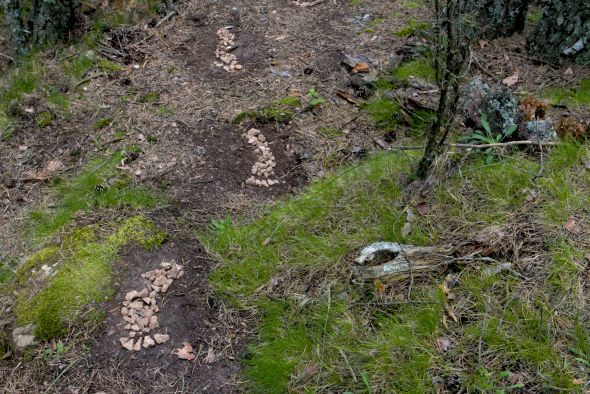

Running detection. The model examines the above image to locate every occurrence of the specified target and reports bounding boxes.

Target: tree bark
[4,0,29,54]
[527,0,590,65]
[462,0,531,39]
[31,0,79,46]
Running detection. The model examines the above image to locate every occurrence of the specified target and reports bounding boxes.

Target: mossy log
[527,0,590,65]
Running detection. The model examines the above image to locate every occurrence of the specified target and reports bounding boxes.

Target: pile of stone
[243,128,279,187]
[118,260,184,351]
[214,27,243,73]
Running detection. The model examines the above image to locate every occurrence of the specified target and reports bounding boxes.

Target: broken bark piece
[154,334,170,344]
[352,242,456,283]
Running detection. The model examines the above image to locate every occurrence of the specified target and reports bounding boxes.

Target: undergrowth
[28,152,160,241]
[205,141,590,393]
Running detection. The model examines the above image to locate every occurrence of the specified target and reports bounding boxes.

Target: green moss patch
[394,59,436,82]
[541,79,590,106]
[395,19,430,37]
[15,216,165,340]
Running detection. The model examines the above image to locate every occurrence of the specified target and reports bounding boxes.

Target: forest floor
[1,0,590,393]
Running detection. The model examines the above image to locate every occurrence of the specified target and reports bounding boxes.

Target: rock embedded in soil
[119,337,134,351]
[154,334,170,344]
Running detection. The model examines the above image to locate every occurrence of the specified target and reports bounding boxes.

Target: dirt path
[1,1,418,392]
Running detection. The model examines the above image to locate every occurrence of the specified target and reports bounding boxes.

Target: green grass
[205,140,590,392]
[234,97,301,124]
[541,79,590,106]
[363,96,400,131]
[28,153,160,240]
[15,216,165,340]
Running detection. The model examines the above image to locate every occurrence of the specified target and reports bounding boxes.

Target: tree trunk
[527,0,590,65]
[4,0,28,54]
[30,0,79,46]
[462,0,531,39]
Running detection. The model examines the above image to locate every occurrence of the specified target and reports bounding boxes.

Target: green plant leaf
[504,123,518,137]
[480,114,491,134]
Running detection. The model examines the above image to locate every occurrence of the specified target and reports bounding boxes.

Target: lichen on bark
[527,0,590,65]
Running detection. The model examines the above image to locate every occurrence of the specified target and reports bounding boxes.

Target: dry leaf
[203,347,216,364]
[374,278,385,294]
[28,160,63,181]
[572,378,583,385]
[502,73,519,87]
[351,62,369,74]
[565,216,579,234]
[174,342,195,361]
[413,202,430,215]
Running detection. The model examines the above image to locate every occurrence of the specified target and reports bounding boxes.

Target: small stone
[161,283,169,293]
[235,64,243,70]
[125,290,138,301]
[133,337,142,351]
[121,307,128,316]
[151,285,161,292]
[143,336,155,348]
[223,65,230,72]
[148,316,159,330]
[160,261,172,270]
[129,331,136,338]
[129,301,144,310]
[123,316,135,323]
[120,337,133,351]
[137,288,149,298]
[122,300,130,306]
[131,324,140,331]
[153,275,168,286]
[124,324,131,330]
[149,291,156,298]
[154,334,170,344]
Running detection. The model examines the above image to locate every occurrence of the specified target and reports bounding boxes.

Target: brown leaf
[413,202,430,215]
[572,378,584,385]
[502,74,519,87]
[28,160,63,181]
[351,62,369,74]
[174,342,195,361]
[374,278,385,294]
[565,216,579,234]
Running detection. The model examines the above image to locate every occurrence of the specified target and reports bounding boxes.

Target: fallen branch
[0,51,15,62]
[156,10,178,28]
[75,72,107,88]
[297,0,327,7]
[387,140,560,151]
